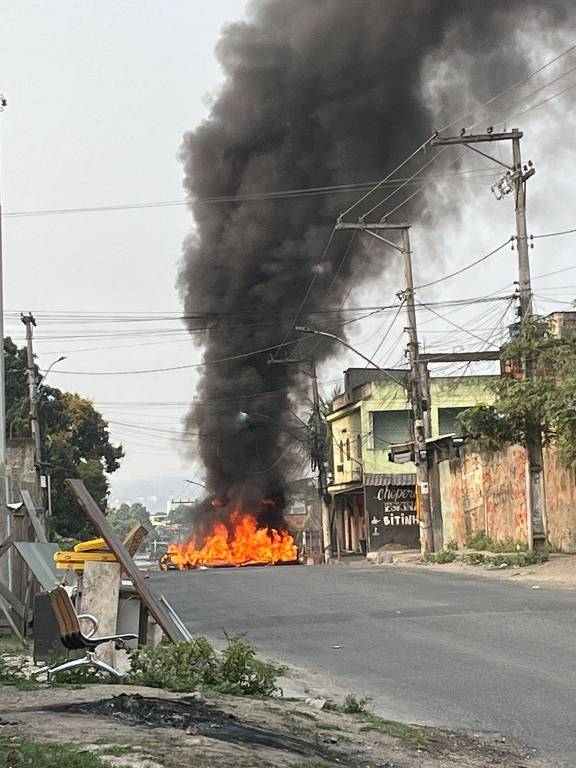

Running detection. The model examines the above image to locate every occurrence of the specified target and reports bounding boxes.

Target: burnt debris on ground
[50,692,383,767]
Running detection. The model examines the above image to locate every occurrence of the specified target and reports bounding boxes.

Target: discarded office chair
[32,585,137,681]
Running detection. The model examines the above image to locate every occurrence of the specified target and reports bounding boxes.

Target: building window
[372,410,411,449]
[346,438,350,460]
[339,440,344,463]
[357,434,362,461]
[438,407,466,436]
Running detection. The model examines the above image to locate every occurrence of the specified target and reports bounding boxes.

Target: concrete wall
[437,441,576,552]
[329,405,363,486]
[438,442,529,548]
[543,447,576,552]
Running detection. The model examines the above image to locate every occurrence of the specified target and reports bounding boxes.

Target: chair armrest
[77,613,98,638]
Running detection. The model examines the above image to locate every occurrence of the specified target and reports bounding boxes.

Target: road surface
[151,563,576,765]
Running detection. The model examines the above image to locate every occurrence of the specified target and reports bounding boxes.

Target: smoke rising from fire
[178,0,569,514]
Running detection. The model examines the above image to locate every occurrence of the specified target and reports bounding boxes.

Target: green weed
[465,532,528,553]
[128,635,285,697]
[0,738,109,768]
[424,549,457,564]
[0,653,40,691]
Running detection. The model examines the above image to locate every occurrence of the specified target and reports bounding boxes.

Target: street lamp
[38,356,66,393]
[186,479,207,491]
[295,327,408,390]
[237,410,307,444]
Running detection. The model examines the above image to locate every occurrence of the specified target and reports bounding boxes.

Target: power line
[1,169,497,219]
[414,238,513,290]
[532,226,576,240]
[415,299,499,348]
[437,42,576,134]
[42,336,307,376]
[478,60,576,129]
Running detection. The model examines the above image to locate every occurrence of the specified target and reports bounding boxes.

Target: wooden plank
[0,535,14,560]
[65,479,188,642]
[0,579,25,619]
[20,490,48,543]
[0,595,25,643]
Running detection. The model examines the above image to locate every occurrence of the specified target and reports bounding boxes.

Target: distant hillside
[109,476,200,513]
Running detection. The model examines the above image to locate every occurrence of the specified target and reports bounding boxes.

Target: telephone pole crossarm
[431,130,523,145]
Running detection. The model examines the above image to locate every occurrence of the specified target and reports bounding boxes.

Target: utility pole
[310,360,332,563]
[269,355,333,563]
[20,313,44,510]
[333,222,435,553]
[431,128,545,545]
[0,94,12,591]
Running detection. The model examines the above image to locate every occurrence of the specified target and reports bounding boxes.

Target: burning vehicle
[161,497,298,570]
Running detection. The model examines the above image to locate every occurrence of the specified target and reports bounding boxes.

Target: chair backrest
[48,586,84,649]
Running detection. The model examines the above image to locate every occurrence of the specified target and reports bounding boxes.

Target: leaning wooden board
[65,479,188,642]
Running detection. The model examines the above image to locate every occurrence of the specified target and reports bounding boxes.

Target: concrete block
[81,561,121,667]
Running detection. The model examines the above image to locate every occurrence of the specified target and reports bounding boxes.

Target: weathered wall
[543,447,576,552]
[438,442,529,548]
[439,442,576,552]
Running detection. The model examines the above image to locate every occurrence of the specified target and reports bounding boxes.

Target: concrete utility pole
[327,221,435,554]
[431,128,545,544]
[0,93,11,590]
[20,313,43,508]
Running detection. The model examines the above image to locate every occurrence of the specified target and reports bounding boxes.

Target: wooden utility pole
[20,313,43,508]
[431,128,545,545]
[334,221,435,554]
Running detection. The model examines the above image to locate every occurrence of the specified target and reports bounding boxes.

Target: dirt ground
[0,682,560,768]
[399,553,576,587]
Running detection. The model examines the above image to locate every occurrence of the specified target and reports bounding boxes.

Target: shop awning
[364,473,416,486]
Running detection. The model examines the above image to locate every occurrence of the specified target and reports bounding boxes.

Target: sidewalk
[380,552,576,588]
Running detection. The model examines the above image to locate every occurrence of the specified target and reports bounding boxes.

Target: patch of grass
[0,738,109,768]
[98,745,141,757]
[424,549,457,564]
[358,714,429,750]
[325,695,429,751]
[445,539,458,551]
[341,693,372,715]
[128,635,285,697]
[0,653,40,691]
[294,762,334,768]
[316,722,341,731]
[49,667,115,687]
[291,710,318,721]
[462,551,547,567]
[465,532,528,553]
[0,635,27,655]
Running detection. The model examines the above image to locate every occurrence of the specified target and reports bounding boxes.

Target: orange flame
[167,508,297,569]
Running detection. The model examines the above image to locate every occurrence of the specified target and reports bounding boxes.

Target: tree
[458,318,576,467]
[168,504,193,525]
[4,337,124,539]
[107,502,151,539]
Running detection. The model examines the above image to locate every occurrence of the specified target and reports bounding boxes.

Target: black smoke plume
[179,0,570,521]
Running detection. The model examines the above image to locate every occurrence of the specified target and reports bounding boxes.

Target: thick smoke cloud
[179,0,569,517]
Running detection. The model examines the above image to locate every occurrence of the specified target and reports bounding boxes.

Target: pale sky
[1,1,575,497]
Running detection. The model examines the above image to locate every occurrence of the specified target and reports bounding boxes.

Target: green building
[327,368,496,554]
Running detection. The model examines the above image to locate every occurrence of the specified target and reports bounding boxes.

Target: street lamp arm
[294,327,408,391]
[38,356,67,391]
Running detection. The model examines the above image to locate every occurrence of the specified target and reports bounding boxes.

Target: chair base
[33,650,123,682]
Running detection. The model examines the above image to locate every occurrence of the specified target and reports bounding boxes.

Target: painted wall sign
[365,483,419,551]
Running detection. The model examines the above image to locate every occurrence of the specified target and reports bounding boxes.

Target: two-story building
[327,367,497,554]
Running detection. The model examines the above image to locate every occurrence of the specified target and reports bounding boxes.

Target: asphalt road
[151,564,576,765]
